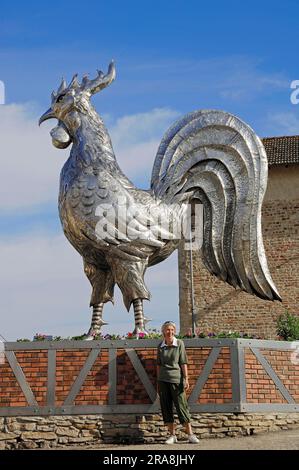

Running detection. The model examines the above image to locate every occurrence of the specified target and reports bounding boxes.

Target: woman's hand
[181,364,190,391]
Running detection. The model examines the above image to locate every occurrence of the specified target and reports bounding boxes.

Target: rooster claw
[83,328,102,341]
[132,327,150,339]
[83,334,95,341]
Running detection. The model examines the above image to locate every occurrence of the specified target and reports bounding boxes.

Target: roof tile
[262,135,299,166]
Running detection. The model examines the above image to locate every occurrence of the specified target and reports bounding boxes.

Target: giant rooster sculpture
[39,61,281,339]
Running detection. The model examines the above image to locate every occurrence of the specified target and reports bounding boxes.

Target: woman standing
[157,321,199,444]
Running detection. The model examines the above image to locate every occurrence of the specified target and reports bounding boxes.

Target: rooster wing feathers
[66,171,179,262]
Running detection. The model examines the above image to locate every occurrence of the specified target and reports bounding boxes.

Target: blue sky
[1,0,298,122]
[0,0,298,340]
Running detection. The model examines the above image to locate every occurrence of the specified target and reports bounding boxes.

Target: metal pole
[189,222,196,336]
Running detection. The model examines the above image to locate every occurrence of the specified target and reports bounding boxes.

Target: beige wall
[265,165,299,201]
[178,164,299,338]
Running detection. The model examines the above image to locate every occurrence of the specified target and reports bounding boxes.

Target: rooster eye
[56,94,65,103]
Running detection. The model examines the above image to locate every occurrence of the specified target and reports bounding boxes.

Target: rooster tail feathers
[151,109,281,302]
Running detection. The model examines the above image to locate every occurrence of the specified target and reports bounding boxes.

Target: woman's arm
[179,341,190,390]
[156,345,161,390]
[181,364,190,391]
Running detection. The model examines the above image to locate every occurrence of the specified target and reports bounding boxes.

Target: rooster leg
[132,299,150,338]
[84,302,108,340]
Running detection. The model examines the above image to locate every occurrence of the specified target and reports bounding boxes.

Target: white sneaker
[188,434,200,444]
[165,435,177,444]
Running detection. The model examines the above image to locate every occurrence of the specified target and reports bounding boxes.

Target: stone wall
[178,165,299,338]
[1,413,299,449]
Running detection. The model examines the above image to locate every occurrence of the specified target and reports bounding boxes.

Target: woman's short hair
[161,321,176,334]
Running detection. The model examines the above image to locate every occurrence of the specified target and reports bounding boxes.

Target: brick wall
[245,349,299,404]
[0,350,48,407]
[1,342,298,410]
[188,347,232,404]
[117,349,156,404]
[178,165,299,338]
[56,349,109,406]
[2,346,229,408]
[0,346,234,408]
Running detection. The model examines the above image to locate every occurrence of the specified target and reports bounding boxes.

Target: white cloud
[218,66,288,101]
[110,107,180,179]
[110,108,179,148]
[126,56,289,103]
[264,111,299,136]
[110,108,180,183]
[0,103,68,212]
[0,232,180,340]
[0,104,179,211]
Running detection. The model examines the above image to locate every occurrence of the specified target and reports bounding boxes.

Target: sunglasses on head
[162,321,176,328]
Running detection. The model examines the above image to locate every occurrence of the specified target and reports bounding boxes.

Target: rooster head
[39,61,116,148]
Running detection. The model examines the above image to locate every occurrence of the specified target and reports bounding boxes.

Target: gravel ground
[57,429,299,451]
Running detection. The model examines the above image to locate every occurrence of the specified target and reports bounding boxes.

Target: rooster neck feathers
[66,107,135,190]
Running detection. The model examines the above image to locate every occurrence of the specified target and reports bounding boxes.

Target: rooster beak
[39,108,56,126]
